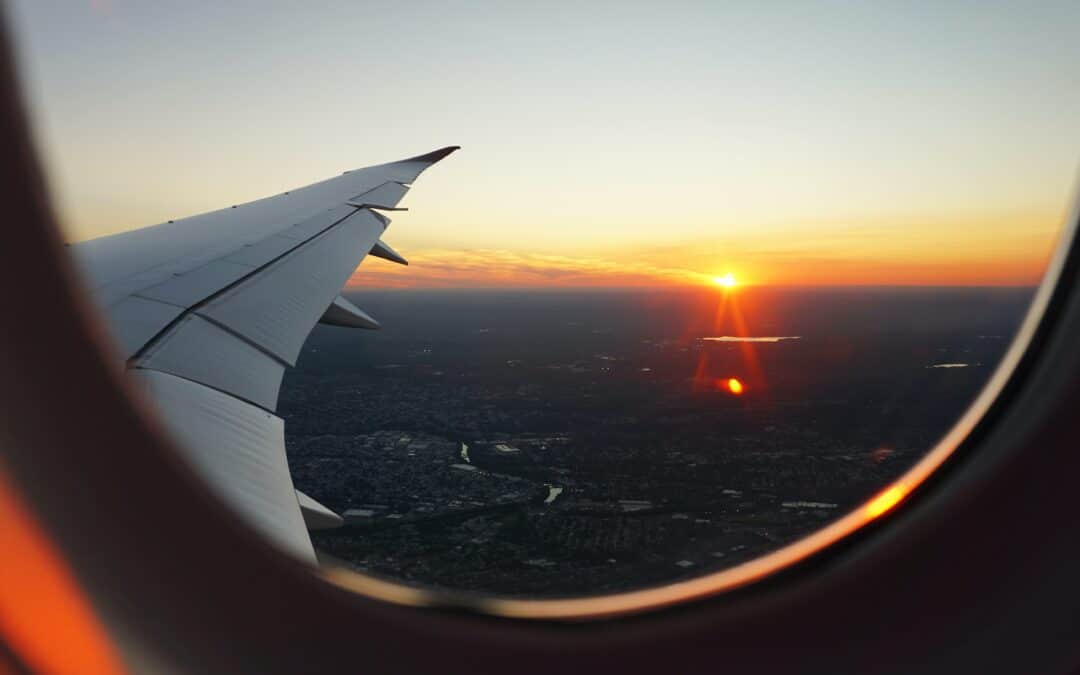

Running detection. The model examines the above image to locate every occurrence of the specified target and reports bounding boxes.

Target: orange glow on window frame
[0,472,125,675]
[864,485,908,520]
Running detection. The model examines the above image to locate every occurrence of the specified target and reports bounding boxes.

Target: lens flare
[726,377,744,395]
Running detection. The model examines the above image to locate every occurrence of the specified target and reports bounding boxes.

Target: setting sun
[713,273,737,288]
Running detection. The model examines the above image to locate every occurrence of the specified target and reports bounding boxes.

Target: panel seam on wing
[129,365,279,415]
[126,206,368,365]
[187,313,292,367]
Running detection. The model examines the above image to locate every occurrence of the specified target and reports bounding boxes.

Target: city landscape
[280,286,1032,596]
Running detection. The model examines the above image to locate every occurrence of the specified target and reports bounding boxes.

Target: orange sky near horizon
[347,247,1055,289]
[346,245,1053,289]
[349,211,1063,289]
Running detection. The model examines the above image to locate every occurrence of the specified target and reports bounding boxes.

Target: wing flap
[197,208,384,365]
[137,314,285,411]
[131,369,315,562]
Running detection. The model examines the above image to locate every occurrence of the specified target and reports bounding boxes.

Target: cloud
[346,228,1054,289]
[347,248,710,289]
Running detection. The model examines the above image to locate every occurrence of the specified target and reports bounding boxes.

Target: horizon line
[343,283,1041,292]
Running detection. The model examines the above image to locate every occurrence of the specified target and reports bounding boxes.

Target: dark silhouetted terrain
[281,287,1031,596]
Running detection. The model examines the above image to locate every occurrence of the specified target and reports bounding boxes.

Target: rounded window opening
[13,2,1078,609]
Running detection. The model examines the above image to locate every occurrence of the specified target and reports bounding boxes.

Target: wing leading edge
[71,147,459,561]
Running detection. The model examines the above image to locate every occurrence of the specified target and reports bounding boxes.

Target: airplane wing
[68,146,459,562]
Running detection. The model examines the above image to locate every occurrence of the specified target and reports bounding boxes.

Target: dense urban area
[280,287,1030,596]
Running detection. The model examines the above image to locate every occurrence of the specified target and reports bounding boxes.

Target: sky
[8,1,1080,287]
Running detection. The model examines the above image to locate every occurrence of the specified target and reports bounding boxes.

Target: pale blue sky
[8,1,1080,285]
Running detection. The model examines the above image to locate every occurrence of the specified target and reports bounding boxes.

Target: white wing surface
[70,147,459,562]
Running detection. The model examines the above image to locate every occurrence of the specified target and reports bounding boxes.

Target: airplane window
[10,2,1078,608]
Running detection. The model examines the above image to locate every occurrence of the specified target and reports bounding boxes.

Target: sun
[713,273,737,288]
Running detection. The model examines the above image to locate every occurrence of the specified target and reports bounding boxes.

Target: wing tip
[404,145,461,164]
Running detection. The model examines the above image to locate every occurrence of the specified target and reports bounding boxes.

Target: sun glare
[864,484,908,519]
[726,378,744,395]
[713,273,737,288]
